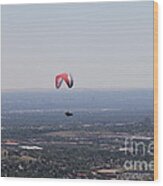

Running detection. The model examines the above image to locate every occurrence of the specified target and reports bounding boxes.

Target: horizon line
[1,87,153,93]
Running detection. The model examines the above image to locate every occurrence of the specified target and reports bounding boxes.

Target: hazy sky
[1,1,154,90]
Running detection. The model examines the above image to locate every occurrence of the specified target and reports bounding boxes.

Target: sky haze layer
[1,2,154,90]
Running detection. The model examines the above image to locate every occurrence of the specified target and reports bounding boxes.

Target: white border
[0,0,162,186]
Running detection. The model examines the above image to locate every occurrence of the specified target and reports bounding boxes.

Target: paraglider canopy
[55,73,73,89]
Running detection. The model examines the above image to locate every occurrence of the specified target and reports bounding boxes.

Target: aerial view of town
[1,90,154,180]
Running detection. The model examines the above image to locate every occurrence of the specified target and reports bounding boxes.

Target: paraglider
[54,73,74,117]
[65,111,73,117]
[55,73,73,89]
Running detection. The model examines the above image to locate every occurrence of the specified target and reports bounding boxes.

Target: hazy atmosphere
[1,2,153,90]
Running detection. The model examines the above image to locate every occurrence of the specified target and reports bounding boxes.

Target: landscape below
[1,89,154,180]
